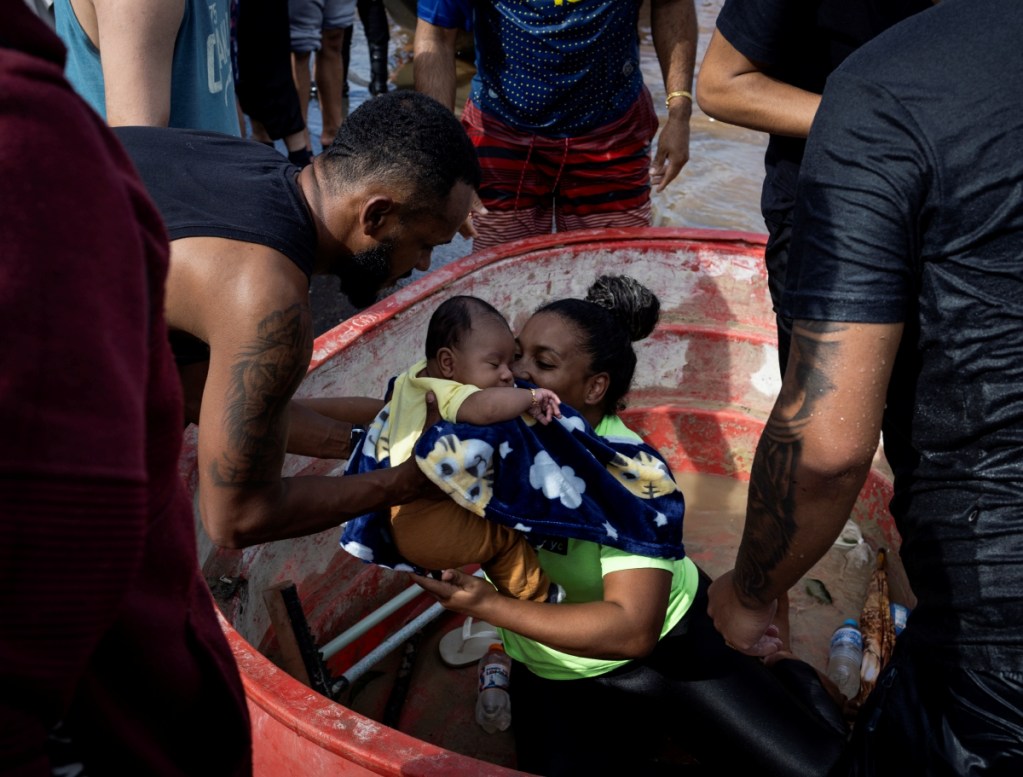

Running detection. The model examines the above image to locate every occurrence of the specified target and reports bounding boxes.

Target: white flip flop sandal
[833,518,864,548]
[438,616,500,667]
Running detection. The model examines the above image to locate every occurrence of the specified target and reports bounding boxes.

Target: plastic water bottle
[890,603,909,636]
[475,643,512,733]
[826,619,863,700]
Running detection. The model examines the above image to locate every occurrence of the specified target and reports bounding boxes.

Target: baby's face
[450,315,517,389]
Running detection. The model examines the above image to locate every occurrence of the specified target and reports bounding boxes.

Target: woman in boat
[414,274,849,777]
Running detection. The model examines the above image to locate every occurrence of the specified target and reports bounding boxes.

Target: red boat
[182,228,907,775]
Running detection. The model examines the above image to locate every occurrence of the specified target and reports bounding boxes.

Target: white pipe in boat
[322,569,485,661]
[329,600,444,696]
[327,570,486,696]
[321,582,424,660]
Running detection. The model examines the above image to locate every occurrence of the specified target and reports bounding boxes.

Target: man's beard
[337,241,395,309]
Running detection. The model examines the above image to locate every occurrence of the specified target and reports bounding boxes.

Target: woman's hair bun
[585,275,660,342]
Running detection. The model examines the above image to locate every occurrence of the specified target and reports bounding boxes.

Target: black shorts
[511,571,848,777]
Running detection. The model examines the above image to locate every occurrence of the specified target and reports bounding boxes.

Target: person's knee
[289,34,321,56]
[319,25,347,54]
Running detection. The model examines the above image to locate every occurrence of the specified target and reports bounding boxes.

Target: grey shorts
[288,0,357,52]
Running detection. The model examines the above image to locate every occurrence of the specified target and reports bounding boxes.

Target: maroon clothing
[0,3,251,775]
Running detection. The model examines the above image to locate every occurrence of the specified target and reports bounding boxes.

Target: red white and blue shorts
[461,91,660,250]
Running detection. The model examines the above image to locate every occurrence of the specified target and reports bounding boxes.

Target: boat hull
[183,228,904,775]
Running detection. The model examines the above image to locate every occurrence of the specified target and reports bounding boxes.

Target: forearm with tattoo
[735,321,847,603]
[212,304,313,486]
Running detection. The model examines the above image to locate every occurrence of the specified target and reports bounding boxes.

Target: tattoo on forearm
[210,304,312,486]
[736,321,847,601]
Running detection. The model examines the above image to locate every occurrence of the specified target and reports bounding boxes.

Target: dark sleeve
[715,0,794,67]
[782,70,928,324]
[417,0,471,30]
[0,42,155,775]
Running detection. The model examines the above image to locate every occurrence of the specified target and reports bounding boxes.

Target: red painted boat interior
[181,228,907,775]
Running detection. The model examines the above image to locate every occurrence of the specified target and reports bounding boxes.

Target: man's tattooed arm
[733,320,848,604]
[211,303,313,488]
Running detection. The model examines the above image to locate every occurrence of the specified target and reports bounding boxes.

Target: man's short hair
[321,91,481,213]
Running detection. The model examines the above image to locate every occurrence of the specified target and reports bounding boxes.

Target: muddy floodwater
[678,471,910,672]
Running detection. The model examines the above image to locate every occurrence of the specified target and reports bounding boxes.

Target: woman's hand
[410,568,499,615]
[414,566,671,661]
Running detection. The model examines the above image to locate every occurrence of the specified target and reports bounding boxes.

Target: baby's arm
[455,387,561,425]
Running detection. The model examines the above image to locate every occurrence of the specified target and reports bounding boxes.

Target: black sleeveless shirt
[115,126,317,278]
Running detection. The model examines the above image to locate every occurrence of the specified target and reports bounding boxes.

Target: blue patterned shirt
[418,0,644,136]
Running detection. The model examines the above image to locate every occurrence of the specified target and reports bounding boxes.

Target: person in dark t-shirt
[708,1,1023,771]
[697,0,933,372]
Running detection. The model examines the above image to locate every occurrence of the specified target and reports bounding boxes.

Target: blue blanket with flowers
[339,396,686,573]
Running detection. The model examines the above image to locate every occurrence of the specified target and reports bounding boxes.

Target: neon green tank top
[499,415,698,679]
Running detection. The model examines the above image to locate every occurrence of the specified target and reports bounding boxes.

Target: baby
[350,295,564,603]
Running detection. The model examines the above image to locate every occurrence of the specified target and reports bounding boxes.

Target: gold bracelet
[529,388,538,407]
[665,90,693,108]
